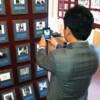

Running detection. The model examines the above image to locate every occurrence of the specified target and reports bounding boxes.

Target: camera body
[43,27,51,40]
[43,27,61,40]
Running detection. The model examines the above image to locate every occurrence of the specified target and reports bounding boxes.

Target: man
[36,5,99,100]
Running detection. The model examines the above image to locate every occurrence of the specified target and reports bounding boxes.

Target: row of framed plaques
[0,0,47,15]
[0,41,48,67]
[58,0,100,27]
[0,80,48,100]
[0,44,30,67]
[0,65,47,88]
[0,18,48,43]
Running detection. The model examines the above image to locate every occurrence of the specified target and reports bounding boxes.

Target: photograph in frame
[16,44,30,63]
[37,79,48,97]
[34,18,48,38]
[0,0,5,15]
[13,20,29,41]
[20,84,36,100]
[0,22,8,43]
[0,69,13,88]
[11,0,28,14]
[0,48,11,67]
[18,65,31,82]
[1,89,16,100]
[33,0,47,13]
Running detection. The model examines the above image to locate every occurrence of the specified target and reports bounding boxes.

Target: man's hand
[48,36,58,48]
[39,35,46,48]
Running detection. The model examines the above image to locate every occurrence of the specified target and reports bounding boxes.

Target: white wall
[48,0,64,35]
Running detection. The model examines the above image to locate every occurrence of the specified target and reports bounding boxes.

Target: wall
[48,0,64,35]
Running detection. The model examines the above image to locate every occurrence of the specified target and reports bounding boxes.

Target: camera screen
[43,28,51,40]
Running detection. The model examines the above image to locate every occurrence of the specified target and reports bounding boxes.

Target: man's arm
[36,49,56,73]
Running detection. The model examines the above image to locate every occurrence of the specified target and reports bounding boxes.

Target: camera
[43,27,51,40]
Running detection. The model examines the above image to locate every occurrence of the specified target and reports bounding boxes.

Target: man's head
[63,5,94,42]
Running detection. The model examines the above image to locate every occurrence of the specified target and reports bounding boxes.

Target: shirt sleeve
[36,49,56,73]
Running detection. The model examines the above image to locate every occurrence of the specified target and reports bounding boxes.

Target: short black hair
[64,5,94,40]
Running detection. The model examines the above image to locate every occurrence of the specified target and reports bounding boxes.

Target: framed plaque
[0,22,8,43]
[91,0,100,9]
[16,44,30,63]
[0,48,11,67]
[37,79,48,97]
[33,0,47,13]
[34,18,48,38]
[1,89,16,100]
[78,0,89,8]
[0,69,13,88]
[11,0,28,14]
[13,20,29,41]
[0,0,5,15]
[35,64,47,78]
[20,84,36,100]
[17,64,31,82]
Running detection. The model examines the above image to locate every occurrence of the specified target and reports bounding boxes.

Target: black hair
[63,5,94,40]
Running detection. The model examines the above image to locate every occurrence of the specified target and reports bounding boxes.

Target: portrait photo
[0,49,7,59]
[14,0,25,5]
[0,24,5,35]
[38,80,48,91]
[36,21,45,30]
[17,45,29,56]
[21,85,32,97]
[35,0,45,5]
[3,92,14,100]
[19,67,30,76]
[16,22,26,32]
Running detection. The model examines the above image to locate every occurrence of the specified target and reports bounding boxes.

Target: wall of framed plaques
[58,0,100,28]
[0,0,48,100]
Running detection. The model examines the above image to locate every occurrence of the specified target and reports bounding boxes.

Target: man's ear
[64,27,71,36]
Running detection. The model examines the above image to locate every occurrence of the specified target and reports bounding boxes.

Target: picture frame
[0,22,8,43]
[0,0,5,15]
[0,48,11,67]
[34,18,48,38]
[16,43,30,63]
[33,0,47,13]
[35,64,47,77]
[1,89,16,100]
[0,69,13,88]
[78,0,89,8]
[11,0,28,14]
[37,79,48,97]
[13,20,29,41]
[17,64,31,82]
[20,84,36,100]
[91,0,100,9]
